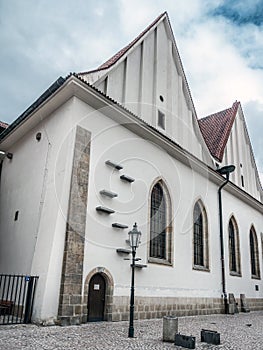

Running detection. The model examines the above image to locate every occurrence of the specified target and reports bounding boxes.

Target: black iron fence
[0,274,39,325]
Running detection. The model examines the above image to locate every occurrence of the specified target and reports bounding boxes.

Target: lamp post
[128,223,141,338]
[217,165,235,314]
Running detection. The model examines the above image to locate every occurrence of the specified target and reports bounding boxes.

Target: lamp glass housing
[128,223,141,249]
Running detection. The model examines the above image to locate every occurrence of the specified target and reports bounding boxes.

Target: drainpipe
[217,165,235,314]
[218,176,229,314]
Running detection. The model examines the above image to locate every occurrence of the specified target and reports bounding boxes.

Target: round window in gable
[159,95,164,102]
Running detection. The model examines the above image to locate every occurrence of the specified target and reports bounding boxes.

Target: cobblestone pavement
[0,311,262,349]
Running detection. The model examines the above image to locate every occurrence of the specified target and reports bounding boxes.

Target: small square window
[158,110,165,130]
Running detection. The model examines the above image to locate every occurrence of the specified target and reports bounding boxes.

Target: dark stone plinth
[175,334,195,349]
[201,329,220,345]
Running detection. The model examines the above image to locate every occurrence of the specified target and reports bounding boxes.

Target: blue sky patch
[212,1,263,26]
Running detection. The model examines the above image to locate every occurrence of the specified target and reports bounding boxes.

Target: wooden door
[87,274,106,322]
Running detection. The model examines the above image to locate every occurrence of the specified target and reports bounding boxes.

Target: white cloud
[179,18,263,116]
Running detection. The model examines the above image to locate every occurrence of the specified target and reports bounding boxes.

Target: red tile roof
[198,101,239,162]
[0,121,9,133]
[79,12,166,75]
[0,121,8,129]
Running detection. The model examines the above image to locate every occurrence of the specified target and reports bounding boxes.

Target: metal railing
[0,274,39,325]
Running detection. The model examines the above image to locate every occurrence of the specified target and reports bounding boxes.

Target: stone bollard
[163,316,178,342]
[228,293,239,313]
[240,294,250,313]
[227,303,235,314]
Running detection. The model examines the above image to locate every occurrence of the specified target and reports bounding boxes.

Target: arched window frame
[228,216,241,276]
[148,179,173,265]
[193,200,209,271]
[249,226,261,279]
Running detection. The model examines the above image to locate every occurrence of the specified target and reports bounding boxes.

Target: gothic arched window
[193,200,209,270]
[149,181,172,263]
[250,227,260,279]
[228,217,241,275]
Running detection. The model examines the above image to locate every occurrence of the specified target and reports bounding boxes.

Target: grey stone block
[163,316,178,342]
[228,303,235,314]
[240,294,250,313]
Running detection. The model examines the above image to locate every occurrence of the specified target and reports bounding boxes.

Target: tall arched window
[149,180,172,263]
[250,227,260,279]
[193,200,209,270]
[228,217,241,275]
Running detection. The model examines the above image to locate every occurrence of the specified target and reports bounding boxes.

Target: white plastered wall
[0,94,262,323]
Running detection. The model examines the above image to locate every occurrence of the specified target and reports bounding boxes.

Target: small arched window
[228,217,241,275]
[250,227,260,279]
[149,180,172,263]
[193,200,209,270]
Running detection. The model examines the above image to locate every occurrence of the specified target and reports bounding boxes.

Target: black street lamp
[128,223,141,338]
[217,165,235,314]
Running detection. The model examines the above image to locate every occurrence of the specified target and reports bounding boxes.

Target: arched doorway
[87,273,106,321]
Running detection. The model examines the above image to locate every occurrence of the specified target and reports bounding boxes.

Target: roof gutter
[0,76,65,141]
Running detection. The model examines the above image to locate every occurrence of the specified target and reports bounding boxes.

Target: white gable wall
[222,107,261,201]
[82,18,212,167]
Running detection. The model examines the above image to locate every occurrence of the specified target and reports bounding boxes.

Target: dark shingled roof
[198,101,239,162]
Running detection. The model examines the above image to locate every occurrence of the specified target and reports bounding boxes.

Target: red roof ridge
[198,101,240,161]
[0,121,9,129]
[79,12,167,75]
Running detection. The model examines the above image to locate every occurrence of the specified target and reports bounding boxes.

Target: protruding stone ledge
[96,206,115,214]
[112,223,129,229]
[116,248,131,254]
[105,160,123,170]
[134,264,147,269]
[120,174,135,183]
[100,189,118,198]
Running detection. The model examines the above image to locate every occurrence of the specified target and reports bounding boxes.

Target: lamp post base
[128,327,134,338]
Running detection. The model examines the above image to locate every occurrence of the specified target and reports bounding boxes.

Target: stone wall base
[109,296,263,321]
[235,297,263,312]
[110,296,225,322]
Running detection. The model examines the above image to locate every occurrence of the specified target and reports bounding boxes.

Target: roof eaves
[0,77,66,141]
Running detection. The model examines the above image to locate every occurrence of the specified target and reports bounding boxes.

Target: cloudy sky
[0,0,262,180]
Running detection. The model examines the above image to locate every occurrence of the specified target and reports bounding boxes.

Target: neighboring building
[0,12,262,325]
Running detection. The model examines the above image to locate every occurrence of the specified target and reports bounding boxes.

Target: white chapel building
[0,12,262,325]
